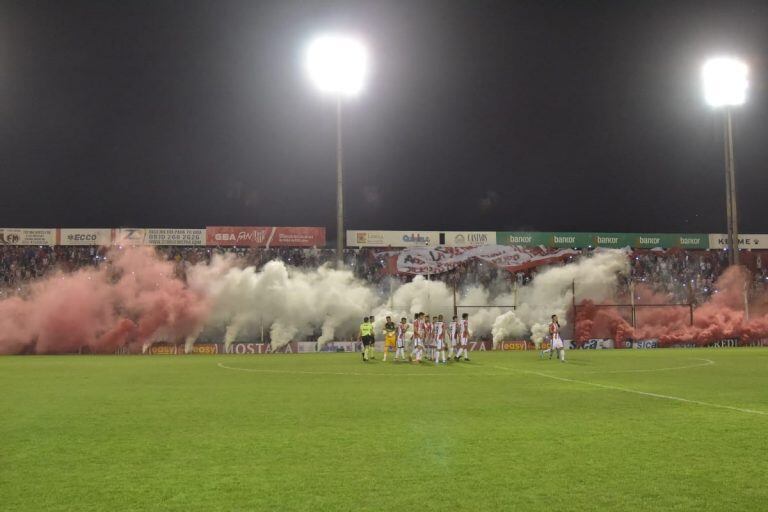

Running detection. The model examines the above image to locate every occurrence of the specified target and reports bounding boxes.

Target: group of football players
[359,313,471,364]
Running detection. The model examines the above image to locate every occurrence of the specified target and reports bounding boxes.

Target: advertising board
[58,228,113,246]
[347,230,439,247]
[116,228,206,246]
[0,228,56,246]
[443,231,496,247]
[207,227,325,247]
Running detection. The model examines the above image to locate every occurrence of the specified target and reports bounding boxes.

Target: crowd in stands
[1,245,767,306]
[626,250,768,304]
[0,246,107,291]
[626,250,727,305]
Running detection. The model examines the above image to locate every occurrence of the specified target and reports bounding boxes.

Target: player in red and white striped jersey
[433,314,447,364]
[410,312,424,362]
[448,315,459,359]
[454,313,471,361]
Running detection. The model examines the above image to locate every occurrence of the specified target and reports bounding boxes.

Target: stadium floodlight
[305,34,369,268]
[702,56,748,266]
[305,35,368,97]
[702,57,748,107]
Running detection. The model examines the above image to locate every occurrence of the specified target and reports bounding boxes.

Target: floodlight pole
[336,96,344,268]
[723,108,739,266]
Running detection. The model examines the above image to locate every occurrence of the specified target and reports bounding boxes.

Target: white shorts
[449,336,457,347]
[460,337,468,347]
[436,339,445,350]
[396,337,406,349]
[552,336,564,350]
[413,338,424,348]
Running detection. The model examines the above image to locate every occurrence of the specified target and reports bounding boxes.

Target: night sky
[1,0,767,240]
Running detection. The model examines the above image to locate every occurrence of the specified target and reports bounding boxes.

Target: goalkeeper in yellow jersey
[382,315,397,362]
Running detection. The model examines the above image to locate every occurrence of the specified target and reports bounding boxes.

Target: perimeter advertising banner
[58,228,114,246]
[0,228,56,246]
[145,340,494,355]
[495,232,709,249]
[443,231,496,247]
[637,233,708,249]
[223,342,300,354]
[207,227,325,247]
[708,234,768,249]
[495,232,554,247]
[497,340,533,351]
[148,343,220,355]
[347,230,439,247]
[116,228,206,246]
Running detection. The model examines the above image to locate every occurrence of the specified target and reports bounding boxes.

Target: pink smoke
[0,247,209,354]
[576,266,768,346]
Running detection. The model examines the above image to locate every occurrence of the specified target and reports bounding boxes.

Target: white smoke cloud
[187,257,380,349]
[490,250,629,345]
[186,250,628,349]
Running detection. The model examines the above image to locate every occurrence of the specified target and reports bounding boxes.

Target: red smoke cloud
[0,247,209,354]
[575,301,633,344]
[576,266,768,346]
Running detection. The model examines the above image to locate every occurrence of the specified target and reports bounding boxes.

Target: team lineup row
[358,313,472,364]
[358,313,567,364]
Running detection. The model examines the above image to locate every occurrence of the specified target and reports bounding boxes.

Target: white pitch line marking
[492,364,766,416]
[581,358,715,374]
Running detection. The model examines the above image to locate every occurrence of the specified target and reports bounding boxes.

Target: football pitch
[1,349,766,511]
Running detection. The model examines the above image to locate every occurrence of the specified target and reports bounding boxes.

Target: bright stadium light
[304,33,369,269]
[305,35,368,97]
[701,56,748,266]
[702,57,748,107]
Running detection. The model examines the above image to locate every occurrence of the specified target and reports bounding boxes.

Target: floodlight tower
[305,34,368,268]
[702,57,748,266]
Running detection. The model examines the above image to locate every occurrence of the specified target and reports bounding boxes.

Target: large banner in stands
[0,228,56,246]
[496,232,709,249]
[116,228,206,246]
[347,230,440,247]
[708,234,768,249]
[58,228,113,246]
[394,245,579,274]
[443,231,496,247]
[207,227,325,247]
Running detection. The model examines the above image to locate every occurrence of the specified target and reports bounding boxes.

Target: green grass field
[1,349,766,511]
